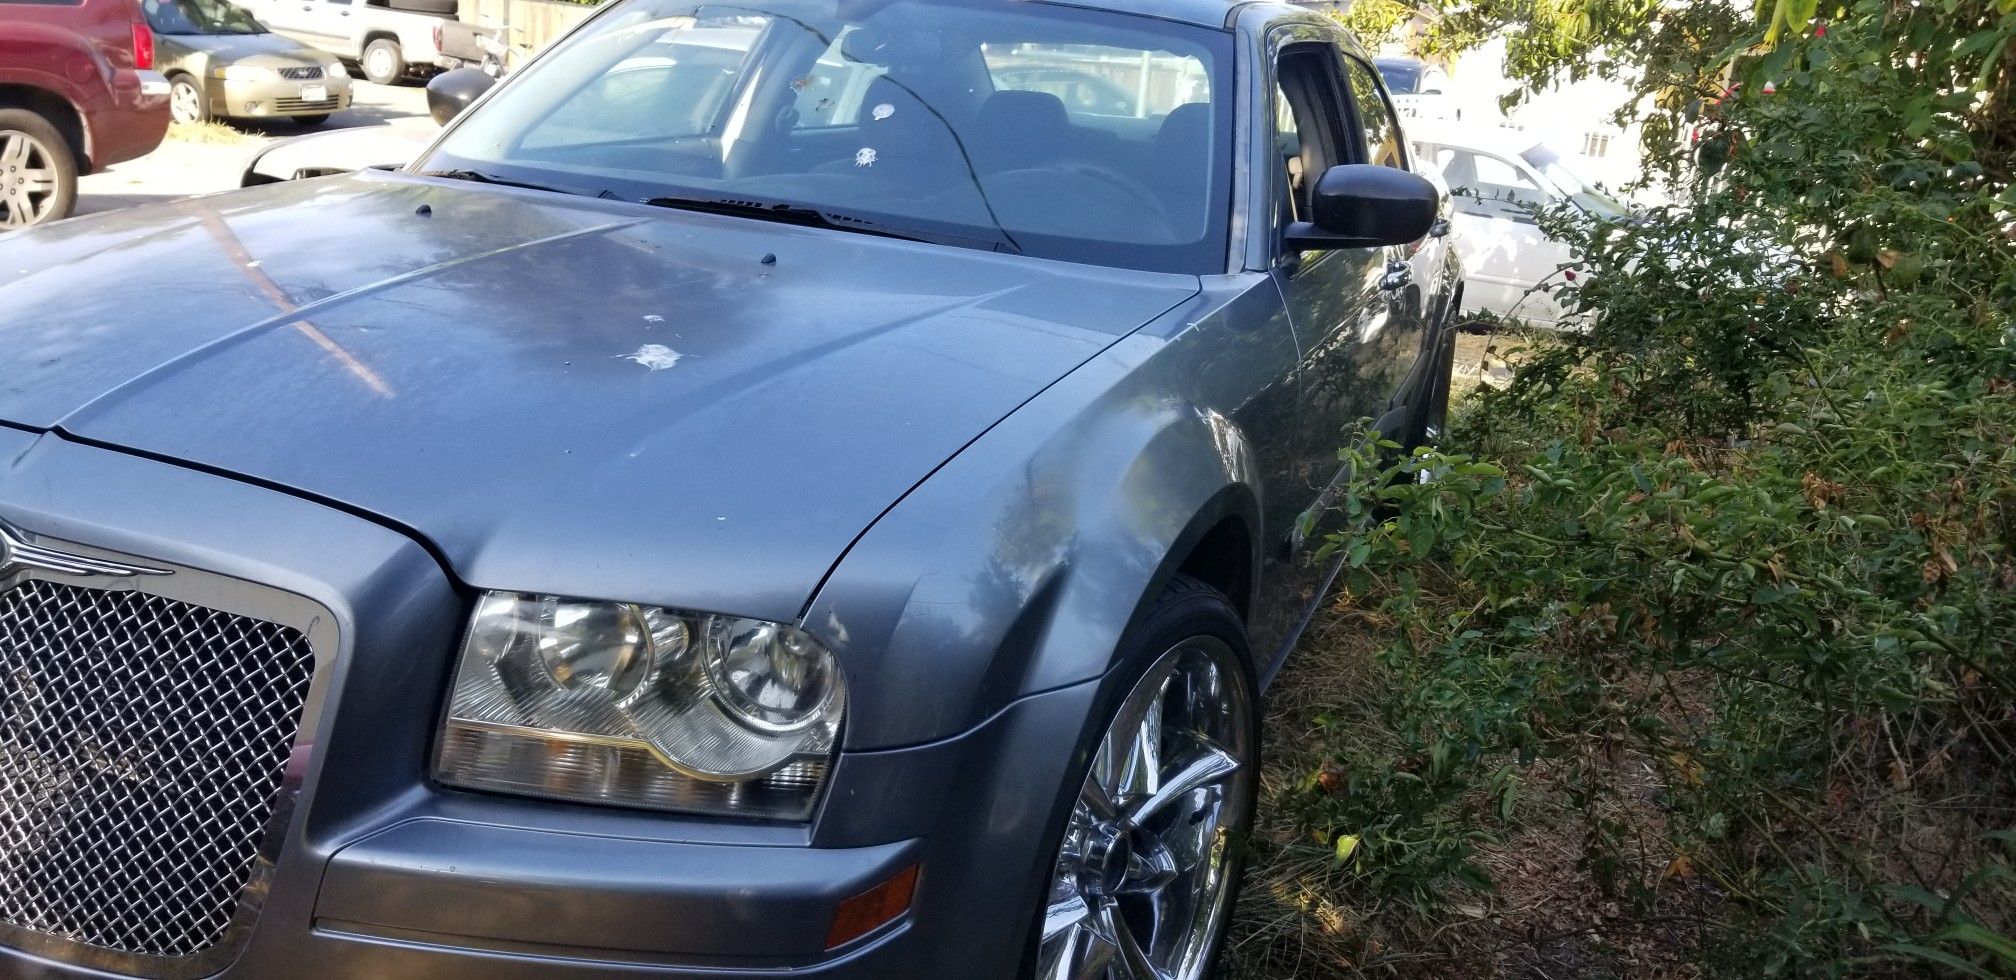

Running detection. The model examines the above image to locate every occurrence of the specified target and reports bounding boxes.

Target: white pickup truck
[239,0,454,85]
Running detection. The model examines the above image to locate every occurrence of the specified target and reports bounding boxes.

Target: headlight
[214,64,277,81]
[325,62,347,78]
[434,592,844,820]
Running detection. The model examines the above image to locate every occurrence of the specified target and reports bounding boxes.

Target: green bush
[1258,0,2016,974]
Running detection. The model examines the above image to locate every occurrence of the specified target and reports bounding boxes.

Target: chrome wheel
[1037,636,1255,980]
[0,130,60,229]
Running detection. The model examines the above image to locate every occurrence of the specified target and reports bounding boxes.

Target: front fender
[805,284,1282,752]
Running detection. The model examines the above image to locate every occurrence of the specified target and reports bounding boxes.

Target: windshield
[1374,59,1421,95]
[1521,143,1628,219]
[142,0,264,35]
[418,0,1235,273]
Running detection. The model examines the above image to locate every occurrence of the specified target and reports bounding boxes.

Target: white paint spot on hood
[623,344,684,371]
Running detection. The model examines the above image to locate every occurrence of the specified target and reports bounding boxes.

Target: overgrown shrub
[1243,0,2016,975]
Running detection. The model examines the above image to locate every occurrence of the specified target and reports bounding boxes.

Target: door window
[1271,44,1350,231]
[1431,146,1548,218]
[1341,56,1407,170]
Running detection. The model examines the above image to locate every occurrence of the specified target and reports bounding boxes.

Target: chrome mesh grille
[0,580,314,959]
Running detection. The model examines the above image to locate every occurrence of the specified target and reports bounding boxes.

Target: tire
[168,76,209,125]
[0,109,78,229]
[1024,576,1260,980]
[386,0,457,12]
[362,38,407,86]
[290,114,331,128]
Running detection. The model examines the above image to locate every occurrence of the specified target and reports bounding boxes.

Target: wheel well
[0,84,87,172]
[364,31,401,50]
[1174,516,1254,622]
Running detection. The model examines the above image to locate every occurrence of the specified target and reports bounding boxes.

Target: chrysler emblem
[0,521,171,580]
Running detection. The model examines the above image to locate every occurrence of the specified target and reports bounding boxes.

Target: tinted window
[1373,59,1420,94]
[1342,57,1406,169]
[142,0,265,35]
[423,0,1235,274]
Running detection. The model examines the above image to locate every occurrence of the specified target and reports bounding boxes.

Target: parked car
[1374,55,1458,121]
[235,0,451,85]
[432,17,506,73]
[145,0,353,126]
[0,2,1459,979]
[0,0,170,227]
[1411,123,1631,327]
[239,112,428,182]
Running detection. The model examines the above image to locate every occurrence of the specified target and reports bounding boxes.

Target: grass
[1224,328,1684,979]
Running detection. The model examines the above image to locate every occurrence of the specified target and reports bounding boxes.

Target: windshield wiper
[640,194,1021,254]
[413,169,573,196]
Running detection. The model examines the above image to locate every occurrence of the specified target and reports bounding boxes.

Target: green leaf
[1932,924,2016,967]
[1333,833,1361,865]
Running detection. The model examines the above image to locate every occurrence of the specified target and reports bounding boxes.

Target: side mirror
[1285,164,1439,251]
[426,67,496,126]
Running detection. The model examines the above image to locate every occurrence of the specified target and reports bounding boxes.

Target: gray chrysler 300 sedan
[0,0,1462,977]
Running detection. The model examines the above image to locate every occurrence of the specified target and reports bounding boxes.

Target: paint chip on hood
[623,344,684,371]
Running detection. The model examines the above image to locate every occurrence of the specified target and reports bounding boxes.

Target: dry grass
[168,119,255,145]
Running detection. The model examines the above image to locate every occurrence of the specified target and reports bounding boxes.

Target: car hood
[0,172,1197,621]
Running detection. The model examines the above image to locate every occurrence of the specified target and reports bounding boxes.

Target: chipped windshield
[418,0,1234,273]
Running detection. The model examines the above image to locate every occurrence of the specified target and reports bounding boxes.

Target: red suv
[0,0,170,228]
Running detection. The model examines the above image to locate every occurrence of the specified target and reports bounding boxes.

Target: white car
[235,0,451,84]
[1408,124,1631,328]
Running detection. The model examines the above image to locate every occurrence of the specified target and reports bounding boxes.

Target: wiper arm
[641,195,927,242]
[640,195,1020,254]
[413,169,572,196]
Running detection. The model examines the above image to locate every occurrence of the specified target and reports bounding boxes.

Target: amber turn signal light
[825,864,919,949]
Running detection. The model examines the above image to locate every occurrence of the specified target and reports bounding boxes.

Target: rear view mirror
[1286,164,1439,251]
[426,67,497,126]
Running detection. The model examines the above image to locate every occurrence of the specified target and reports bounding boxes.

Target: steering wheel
[1060,161,1175,225]
[988,163,1178,242]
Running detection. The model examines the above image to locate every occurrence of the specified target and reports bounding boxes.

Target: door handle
[1379,260,1413,292]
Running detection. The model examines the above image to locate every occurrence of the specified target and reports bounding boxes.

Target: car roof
[1037,0,1330,30]
[1022,0,1233,28]
[1405,122,1547,159]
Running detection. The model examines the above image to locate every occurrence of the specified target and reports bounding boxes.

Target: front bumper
[210,75,354,120]
[0,429,1094,979]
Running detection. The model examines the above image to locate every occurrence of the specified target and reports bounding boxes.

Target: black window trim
[1268,40,1354,259]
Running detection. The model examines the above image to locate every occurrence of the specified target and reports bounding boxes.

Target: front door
[1269,39,1419,539]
